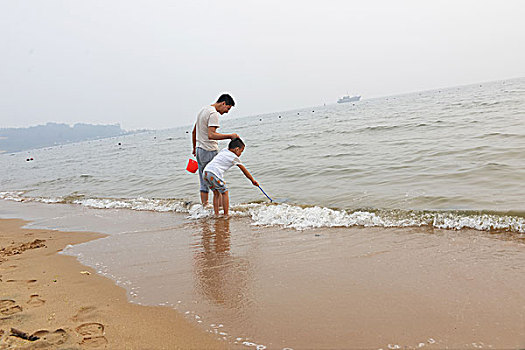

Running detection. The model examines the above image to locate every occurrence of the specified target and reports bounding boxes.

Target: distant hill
[0,122,130,153]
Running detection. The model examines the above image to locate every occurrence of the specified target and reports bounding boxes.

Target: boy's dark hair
[228,137,244,150]
[217,93,235,106]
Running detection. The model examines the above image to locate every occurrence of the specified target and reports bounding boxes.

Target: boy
[203,138,259,216]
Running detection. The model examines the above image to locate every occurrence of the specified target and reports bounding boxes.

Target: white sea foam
[0,191,63,204]
[188,204,212,219]
[1,192,524,233]
[247,203,525,233]
[72,197,188,212]
[0,191,26,201]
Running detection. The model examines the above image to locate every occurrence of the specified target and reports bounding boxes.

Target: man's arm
[237,164,259,186]
[192,124,197,156]
[208,126,239,141]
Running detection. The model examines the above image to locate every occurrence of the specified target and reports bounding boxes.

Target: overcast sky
[1,0,524,130]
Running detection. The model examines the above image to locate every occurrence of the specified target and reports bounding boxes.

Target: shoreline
[0,218,225,349]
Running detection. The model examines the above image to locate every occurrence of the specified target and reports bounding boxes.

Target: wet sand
[184,220,525,349]
[58,212,525,349]
[0,218,225,349]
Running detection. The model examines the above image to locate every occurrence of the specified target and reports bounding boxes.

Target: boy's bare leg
[212,190,221,216]
[222,191,230,216]
[200,191,209,206]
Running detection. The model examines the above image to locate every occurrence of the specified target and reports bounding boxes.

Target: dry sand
[0,218,225,349]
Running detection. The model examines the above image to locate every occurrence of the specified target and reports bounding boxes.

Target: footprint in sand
[76,323,107,348]
[80,336,108,347]
[0,300,16,308]
[26,294,45,307]
[0,300,22,317]
[5,279,37,285]
[32,328,68,346]
[75,323,104,337]
[71,306,98,322]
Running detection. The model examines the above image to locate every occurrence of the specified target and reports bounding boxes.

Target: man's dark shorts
[196,147,218,193]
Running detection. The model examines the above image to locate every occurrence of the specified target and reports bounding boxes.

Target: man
[192,93,239,206]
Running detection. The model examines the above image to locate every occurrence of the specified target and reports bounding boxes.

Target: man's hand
[192,148,196,156]
[252,180,259,187]
[231,133,239,139]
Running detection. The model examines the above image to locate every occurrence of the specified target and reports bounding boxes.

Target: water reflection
[193,218,252,311]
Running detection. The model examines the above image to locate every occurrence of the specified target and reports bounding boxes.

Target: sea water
[1,78,524,233]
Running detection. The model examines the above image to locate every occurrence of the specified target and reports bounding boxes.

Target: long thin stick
[257,186,273,202]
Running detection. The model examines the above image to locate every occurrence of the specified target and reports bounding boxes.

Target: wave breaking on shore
[1,191,524,234]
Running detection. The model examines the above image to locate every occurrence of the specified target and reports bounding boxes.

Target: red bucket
[186,159,198,173]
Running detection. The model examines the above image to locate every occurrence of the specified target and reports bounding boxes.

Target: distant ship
[337,95,361,103]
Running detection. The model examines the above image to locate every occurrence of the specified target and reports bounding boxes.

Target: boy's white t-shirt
[204,148,242,181]
[195,106,220,151]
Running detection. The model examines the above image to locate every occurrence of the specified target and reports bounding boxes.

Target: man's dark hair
[217,93,235,107]
[228,137,244,150]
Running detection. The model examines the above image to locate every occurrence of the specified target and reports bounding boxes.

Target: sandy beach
[0,218,225,349]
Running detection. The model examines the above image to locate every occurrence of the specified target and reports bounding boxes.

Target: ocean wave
[0,191,26,202]
[248,204,525,233]
[1,192,524,234]
[476,132,525,140]
[0,191,189,212]
[283,144,302,150]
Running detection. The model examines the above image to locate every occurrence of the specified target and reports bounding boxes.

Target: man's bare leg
[200,191,209,206]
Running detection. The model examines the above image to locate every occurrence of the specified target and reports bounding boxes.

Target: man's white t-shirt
[204,148,242,181]
[195,106,220,151]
